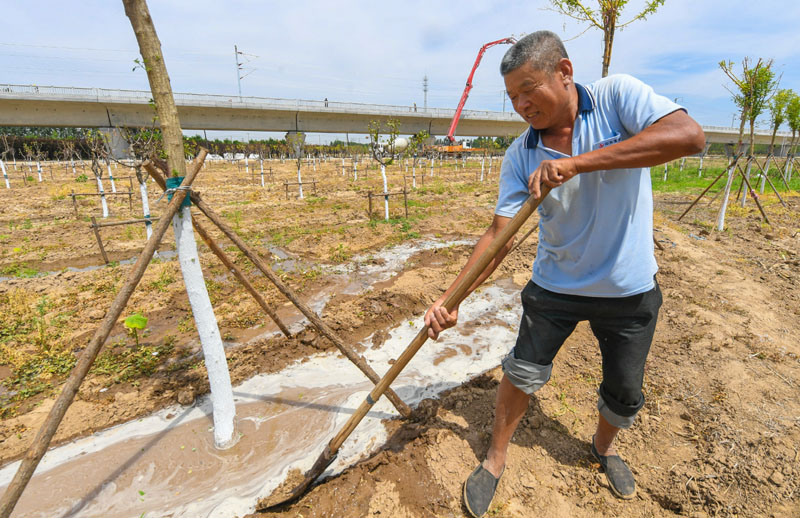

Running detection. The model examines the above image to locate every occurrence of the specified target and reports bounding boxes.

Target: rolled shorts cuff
[501,349,552,395]
[597,393,638,429]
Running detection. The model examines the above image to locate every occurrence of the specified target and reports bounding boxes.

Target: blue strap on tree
[165,176,192,207]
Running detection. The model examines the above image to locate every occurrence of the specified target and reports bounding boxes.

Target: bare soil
[1,157,799,518]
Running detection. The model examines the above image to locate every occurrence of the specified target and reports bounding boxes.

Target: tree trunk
[381,163,389,220]
[736,112,747,155]
[123,0,185,180]
[0,160,9,189]
[136,168,154,241]
[124,0,235,448]
[601,8,616,78]
[95,175,109,218]
[759,155,772,194]
[739,159,753,207]
[107,160,117,193]
[297,161,304,198]
[716,160,739,231]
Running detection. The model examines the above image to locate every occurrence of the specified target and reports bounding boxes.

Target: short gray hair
[500,31,569,76]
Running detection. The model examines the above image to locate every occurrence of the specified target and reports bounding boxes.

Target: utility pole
[234,45,242,99]
[502,90,507,112]
[234,45,258,100]
[423,75,428,111]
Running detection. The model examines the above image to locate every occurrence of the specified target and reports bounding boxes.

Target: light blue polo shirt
[495,74,683,297]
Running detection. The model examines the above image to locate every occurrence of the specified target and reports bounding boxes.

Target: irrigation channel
[0,238,527,517]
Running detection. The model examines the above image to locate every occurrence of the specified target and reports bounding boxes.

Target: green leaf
[124,313,149,330]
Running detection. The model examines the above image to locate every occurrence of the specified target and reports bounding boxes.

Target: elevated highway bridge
[0,84,794,151]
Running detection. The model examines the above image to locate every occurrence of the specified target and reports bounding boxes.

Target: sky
[2,0,799,143]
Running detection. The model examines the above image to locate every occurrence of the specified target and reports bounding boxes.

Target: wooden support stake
[92,217,160,229]
[90,216,110,264]
[368,191,373,219]
[147,169,411,418]
[678,159,739,221]
[71,192,78,219]
[510,222,539,253]
[0,165,201,518]
[736,163,771,225]
[751,158,788,208]
[403,188,408,218]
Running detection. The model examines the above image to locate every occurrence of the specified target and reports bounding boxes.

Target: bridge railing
[0,83,522,121]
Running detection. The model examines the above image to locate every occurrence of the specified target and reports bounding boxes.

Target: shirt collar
[523,83,596,149]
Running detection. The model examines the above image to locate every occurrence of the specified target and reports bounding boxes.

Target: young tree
[548,0,665,77]
[58,139,77,177]
[759,88,793,192]
[285,131,306,198]
[368,118,407,221]
[719,57,777,155]
[31,142,45,182]
[406,130,429,188]
[124,0,236,449]
[119,127,160,240]
[0,135,12,189]
[719,57,777,207]
[84,130,111,218]
[767,88,792,154]
[22,143,35,181]
[785,91,800,180]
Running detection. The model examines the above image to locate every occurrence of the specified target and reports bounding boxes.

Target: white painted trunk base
[107,162,117,193]
[173,207,237,448]
[139,180,153,241]
[381,164,389,220]
[716,164,737,231]
[1,160,9,189]
[96,176,109,218]
[759,156,772,194]
[739,160,753,207]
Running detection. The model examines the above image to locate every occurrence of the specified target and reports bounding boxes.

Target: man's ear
[557,58,573,86]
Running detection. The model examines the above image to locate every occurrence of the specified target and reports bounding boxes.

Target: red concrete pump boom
[446,37,517,143]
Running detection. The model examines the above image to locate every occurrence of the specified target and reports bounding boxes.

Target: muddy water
[0,281,523,518]
[239,239,476,341]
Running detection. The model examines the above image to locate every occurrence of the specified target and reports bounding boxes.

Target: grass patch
[149,267,176,293]
[0,263,41,278]
[91,340,175,384]
[651,164,800,194]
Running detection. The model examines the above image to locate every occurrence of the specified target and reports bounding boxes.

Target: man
[424,31,704,517]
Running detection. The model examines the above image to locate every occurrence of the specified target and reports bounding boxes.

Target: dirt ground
[1,156,799,517]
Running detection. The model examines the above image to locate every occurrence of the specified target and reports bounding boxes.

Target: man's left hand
[527,158,579,199]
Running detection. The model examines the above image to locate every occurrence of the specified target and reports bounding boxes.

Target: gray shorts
[502,279,662,428]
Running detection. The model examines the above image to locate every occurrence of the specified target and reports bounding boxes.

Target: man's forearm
[572,111,705,174]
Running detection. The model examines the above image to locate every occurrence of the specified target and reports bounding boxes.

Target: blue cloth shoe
[591,435,636,499]
[463,463,503,517]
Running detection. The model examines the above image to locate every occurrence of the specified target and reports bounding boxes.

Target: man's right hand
[424,298,459,340]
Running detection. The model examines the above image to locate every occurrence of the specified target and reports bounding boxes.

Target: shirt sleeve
[610,74,684,136]
[494,144,529,218]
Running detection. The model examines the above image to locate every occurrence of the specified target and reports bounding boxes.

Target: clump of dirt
[257,468,307,510]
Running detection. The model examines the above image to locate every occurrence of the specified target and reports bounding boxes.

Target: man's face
[504,61,572,130]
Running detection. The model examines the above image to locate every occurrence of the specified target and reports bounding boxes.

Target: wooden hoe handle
[328,187,549,453]
[260,187,550,510]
